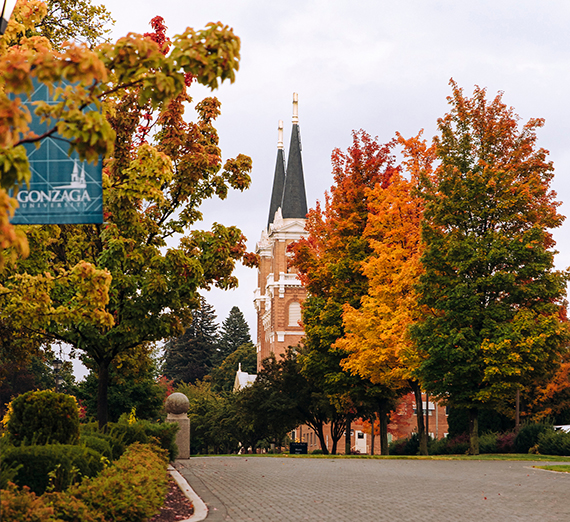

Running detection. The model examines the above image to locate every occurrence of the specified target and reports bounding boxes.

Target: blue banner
[10,81,103,224]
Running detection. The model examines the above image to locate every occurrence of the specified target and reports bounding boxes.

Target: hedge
[2,444,104,495]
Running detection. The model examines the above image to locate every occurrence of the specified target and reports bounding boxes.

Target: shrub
[311,449,324,455]
[6,391,80,446]
[72,443,168,522]
[496,431,516,453]
[514,423,554,453]
[80,423,125,460]
[2,444,104,495]
[107,419,179,460]
[479,432,498,454]
[447,433,470,454]
[0,483,63,522]
[428,437,448,455]
[388,437,408,455]
[44,491,104,522]
[537,430,570,456]
[79,435,113,460]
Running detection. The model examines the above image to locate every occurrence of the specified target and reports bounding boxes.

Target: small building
[233,363,257,392]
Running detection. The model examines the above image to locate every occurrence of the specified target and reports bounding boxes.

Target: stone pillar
[165,392,190,459]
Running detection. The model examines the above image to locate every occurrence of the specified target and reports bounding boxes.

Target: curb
[167,464,208,521]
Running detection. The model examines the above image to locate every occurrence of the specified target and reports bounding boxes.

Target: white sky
[96,0,570,354]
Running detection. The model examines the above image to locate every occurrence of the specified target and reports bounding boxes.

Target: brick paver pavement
[175,456,570,521]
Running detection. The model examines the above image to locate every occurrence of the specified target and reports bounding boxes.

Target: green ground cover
[534,465,570,473]
[192,453,570,462]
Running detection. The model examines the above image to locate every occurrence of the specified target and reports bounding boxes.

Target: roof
[281,123,308,220]
[233,363,257,392]
[267,147,286,228]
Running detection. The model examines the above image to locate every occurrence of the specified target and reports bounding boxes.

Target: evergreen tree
[216,307,252,362]
[164,297,219,384]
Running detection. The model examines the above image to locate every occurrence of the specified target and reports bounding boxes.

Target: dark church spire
[281,93,308,220]
[267,120,286,229]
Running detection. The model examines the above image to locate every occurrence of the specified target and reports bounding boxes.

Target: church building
[254,93,308,370]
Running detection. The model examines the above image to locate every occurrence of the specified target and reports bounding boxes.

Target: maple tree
[412,81,569,454]
[337,133,436,454]
[290,130,399,454]
[0,6,255,428]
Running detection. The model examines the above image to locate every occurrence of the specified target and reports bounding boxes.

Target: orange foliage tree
[289,130,399,454]
[337,133,435,454]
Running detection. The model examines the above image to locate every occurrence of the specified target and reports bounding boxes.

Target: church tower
[254,93,308,371]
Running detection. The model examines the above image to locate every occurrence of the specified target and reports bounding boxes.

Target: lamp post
[0,0,16,35]
[53,358,63,392]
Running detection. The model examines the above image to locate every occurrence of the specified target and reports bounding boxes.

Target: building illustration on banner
[60,160,87,189]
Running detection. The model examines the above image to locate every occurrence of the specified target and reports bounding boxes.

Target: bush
[6,391,80,446]
[514,423,554,453]
[0,483,63,522]
[479,432,498,454]
[72,443,168,522]
[429,434,470,455]
[2,444,104,495]
[388,437,409,455]
[311,449,324,455]
[537,430,570,456]
[79,435,113,460]
[496,431,516,453]
[107,420,179,460]
[80,423,125,460]
[44,491,104,522]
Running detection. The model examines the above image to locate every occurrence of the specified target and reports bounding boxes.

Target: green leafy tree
[216,306,252,363]
[211,341,256,392]
[413,81,570,454]
[0,14,255,428]
[37,0,114,49]
[163,297,219,385]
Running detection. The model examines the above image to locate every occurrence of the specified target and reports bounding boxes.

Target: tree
[0,12,255,428]
[163,297,218,385]
[258,348,346,455]
[289,130,399,453]
[337,133,436,454]
[211,341,256,392]
[216,306,252,363]
[412,81,569,454]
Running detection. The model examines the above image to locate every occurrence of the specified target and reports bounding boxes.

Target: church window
[288,302,302,326]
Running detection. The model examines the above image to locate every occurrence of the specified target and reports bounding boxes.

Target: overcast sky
[99,0,570,345]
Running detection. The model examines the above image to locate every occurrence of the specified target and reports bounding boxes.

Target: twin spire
[267,93,308,229]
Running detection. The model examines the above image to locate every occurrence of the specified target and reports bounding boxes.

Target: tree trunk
[469,408,479,455]
[97,359,110,431]
[330,418,344,455]
[313,423,330,455]
[378,401,389,455]
[410,380,428,455]
[370,416,376,456]
[345,417,352,455]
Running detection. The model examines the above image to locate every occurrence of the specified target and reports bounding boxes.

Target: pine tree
[216,307,252,362]
[164,297,219,384]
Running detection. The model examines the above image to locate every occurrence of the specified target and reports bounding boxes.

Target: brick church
[252,94,448,453]
[254,93,308,369]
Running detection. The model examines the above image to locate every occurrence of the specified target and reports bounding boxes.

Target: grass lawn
[192,453,570,462]
[534,464,570,473]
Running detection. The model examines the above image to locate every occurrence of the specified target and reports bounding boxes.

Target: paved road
[175,456,570,521]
